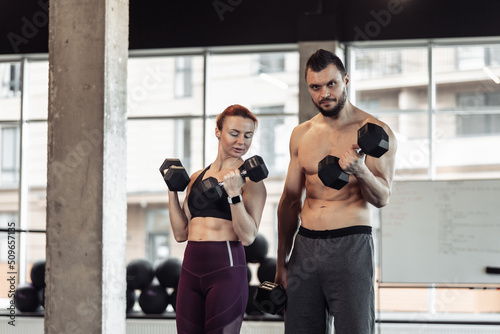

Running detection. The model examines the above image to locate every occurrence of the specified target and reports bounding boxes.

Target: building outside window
[1,63,21,98]
[1,126,20,186]
[254,53,286,74]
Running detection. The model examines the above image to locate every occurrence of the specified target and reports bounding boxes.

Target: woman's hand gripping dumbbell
[200,155,269,202]
[159,158,190,191]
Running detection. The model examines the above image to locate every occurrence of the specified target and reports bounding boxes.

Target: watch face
[229,195,242,204]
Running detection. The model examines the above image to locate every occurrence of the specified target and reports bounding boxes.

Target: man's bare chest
[297,128,357,175]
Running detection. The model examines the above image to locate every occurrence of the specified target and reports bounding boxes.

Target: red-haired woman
[168,104,267,333]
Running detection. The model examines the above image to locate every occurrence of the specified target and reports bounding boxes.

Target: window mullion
[18,58,30,284]
[428,43,436,180]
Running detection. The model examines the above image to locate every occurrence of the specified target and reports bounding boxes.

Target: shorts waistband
[298,225,372,239]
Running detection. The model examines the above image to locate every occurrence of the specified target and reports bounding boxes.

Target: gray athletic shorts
[285,225,374,334]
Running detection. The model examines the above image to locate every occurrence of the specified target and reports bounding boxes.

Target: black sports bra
[187,165,232,221]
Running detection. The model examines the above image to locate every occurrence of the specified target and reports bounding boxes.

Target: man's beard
[314,89,347,117]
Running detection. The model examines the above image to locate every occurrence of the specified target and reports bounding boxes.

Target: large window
[2,39,499,323]
[351,41,500,180]
[349,39,500,320]
[0,48,299,312]
[352,46,430,179]
[205,51,298,178]
[0,59,48,307]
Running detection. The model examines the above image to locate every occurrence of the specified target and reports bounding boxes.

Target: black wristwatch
[227,194,242,204]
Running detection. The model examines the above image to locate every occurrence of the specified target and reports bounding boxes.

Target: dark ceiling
[1,0,499,55]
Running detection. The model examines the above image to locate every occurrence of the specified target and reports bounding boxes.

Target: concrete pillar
[298,41,340,123]
[46,0,128,333]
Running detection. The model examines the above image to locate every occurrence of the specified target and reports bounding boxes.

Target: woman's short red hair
[216,104,258,131]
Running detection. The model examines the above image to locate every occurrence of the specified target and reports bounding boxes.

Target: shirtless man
[275,49,397,334]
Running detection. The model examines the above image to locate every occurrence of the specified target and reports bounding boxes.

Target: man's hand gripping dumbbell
[318,123,389,190]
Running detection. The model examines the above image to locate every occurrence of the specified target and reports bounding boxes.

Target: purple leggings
[175,241,248,334]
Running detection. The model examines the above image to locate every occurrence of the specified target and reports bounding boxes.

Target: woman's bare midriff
[187,217,239,242]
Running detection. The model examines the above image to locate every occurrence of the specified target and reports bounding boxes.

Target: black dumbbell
[159,158,190,192]
[318,123,389,190]
[253,281,287,315]
[200,155,269,201]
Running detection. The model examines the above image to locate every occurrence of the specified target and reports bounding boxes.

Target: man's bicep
[367,148,396,187]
